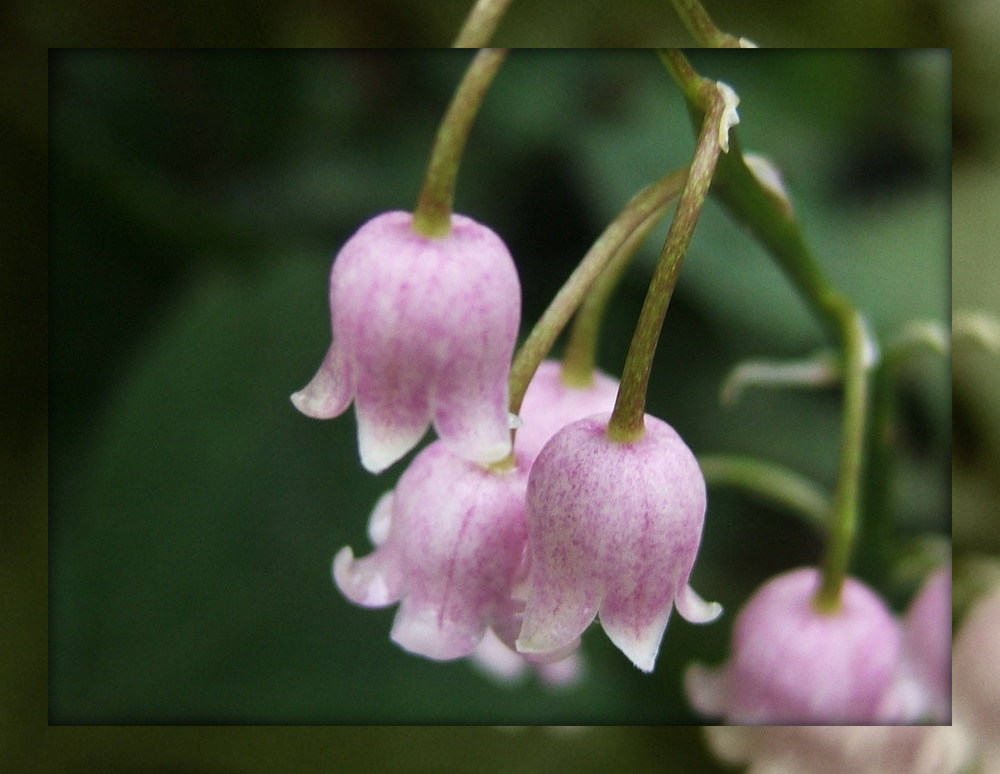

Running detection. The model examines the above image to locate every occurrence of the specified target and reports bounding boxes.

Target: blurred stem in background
[453,0,518,47]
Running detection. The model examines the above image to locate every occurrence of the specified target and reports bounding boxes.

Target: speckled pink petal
[515,359,620,464]
[433,353,513,465]
[516,412,717,672]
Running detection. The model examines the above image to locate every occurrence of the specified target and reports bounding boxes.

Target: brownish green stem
[412,48,507,238]
[453,0,516,47]
[560,170,687,387]
[507,168,691,418]
[606,70,727,443]
[670,0,745,47]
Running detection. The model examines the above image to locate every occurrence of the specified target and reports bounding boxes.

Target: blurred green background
[5,0,993,763]
[44,49,949,732]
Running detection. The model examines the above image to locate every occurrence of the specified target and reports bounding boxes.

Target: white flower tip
[357,421,428,474]
[606,628,661,673]
[738,37,758,48]
[508,412,523,430]
[676,584,723,624]
[716,81,740,153]
[290,388,331,419]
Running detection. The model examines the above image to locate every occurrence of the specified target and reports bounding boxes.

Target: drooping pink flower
[292,210,521,473]
[685,566,901,724]
[332,441,530,661]
[515,359,619,464]
[515,412,721,673]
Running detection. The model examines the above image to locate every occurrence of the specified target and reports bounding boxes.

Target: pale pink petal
[354,377,431,474]
[290,342,353,419]
[332,546,397,607]
[390,596,485,661]
[685,567,902,724]
[366,491,394,546]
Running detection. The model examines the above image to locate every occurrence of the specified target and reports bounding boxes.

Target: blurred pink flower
[515,412,720,672]
[685,567,901,724]
[292,210,520,473]
[879,565,952,723]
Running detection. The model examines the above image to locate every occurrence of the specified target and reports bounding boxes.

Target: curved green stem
[698,454,831,532]
[508,167,690,417]
[561,173,685,387]
[814,309,873,611]
[667,50,875,612]
[607,62,729,443]
[412,48,507,238]
[453,0,516,47]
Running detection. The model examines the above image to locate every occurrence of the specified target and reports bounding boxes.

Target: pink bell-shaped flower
[333,441,529,661]
[292,210,521,473]
[685,566,901,724]
[515,359,620,464]
[515,412,721,673]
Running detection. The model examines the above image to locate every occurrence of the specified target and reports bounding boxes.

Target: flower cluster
[293,210,720,678]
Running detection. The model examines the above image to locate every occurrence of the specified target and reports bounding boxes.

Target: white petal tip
[358,434,421,474]
[677,584,724,624]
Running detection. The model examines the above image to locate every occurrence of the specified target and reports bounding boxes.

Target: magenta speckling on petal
[516,412,720,673]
